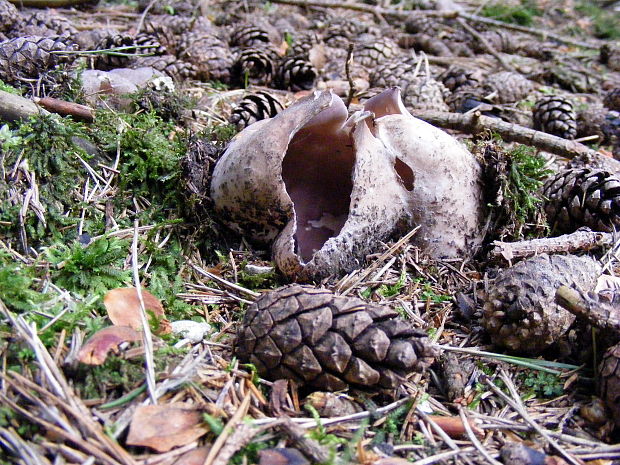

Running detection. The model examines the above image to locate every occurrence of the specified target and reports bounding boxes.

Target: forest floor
[1,0,620,464]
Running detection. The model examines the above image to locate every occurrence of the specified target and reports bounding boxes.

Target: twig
[190,263,260,299]
[279,418,331,464]
[203,390,252,465]
[33,97,95,123]
[211,423,278,465]
[412,110,604,160]
[455,18,516,72]
[489,229,616,262]
[268,0,600,49]
[409,447,476,465]
[131,219,158,405]
[135,0,157,35]
[345,43,356,108]
[458,407,502,465]
[556,285,620,335]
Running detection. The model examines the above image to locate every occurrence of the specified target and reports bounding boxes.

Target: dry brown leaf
[104,287,170,334]
[77,326,141,365]
[126,403,208,452]
[173,446,209,465]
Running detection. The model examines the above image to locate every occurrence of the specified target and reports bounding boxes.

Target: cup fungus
[211,88,484,279]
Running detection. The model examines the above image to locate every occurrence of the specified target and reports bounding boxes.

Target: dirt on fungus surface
[1,0,620,464]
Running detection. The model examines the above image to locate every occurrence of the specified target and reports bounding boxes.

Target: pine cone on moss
[482,254,601,354]
[236,285,438,390]
[542,168,620,234]
[484,71,533,104]
[533,95,577,140]
[0,36,78,84]
[229,91,284,130]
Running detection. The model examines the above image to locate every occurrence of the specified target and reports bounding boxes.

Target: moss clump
[481,1,541,26]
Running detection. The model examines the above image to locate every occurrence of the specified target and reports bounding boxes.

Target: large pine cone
[542,168,620,234]
[16,11,76,37]
[482,254,601,354]
[229,91,284,130]
[0,0,20,34]
[533,95,577,140]
[0,36,78,84]
[236,285,438,390]
[229,24,271,48]
[484,71,533,104]
[354,37,400,68]
[600,342,620,427]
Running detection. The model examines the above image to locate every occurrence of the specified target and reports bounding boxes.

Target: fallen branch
[455,17,516,72]
[490,229,616,262]
[556,285,620,335]
[33,97,95,123]
[269,0,601,49]
[412,110,604,161]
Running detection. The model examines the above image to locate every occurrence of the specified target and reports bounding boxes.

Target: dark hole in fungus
[394,157,414,191]
[282,117,354,262]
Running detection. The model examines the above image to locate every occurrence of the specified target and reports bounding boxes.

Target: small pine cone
[604,88,620,112]
[179,32,233,83]
[275,55,317,91]
[94,34,137,70]
[0,36,78,83]
[131,55,195,80]
[229,24,271,48]
[0,0,20,34]
[229,91,284,130]
[474,30,514,54]
[236,285,439,390]
[404,16,440,35]
[600,341,620,427]
[542,168,620,234]
[533,95,577,140]
[445,85,488,113]
[576,106,619,145]
[440,67,483,92]
[484,71,533,104]
[16,11,76,37]
[133,21,176,56]
[287,31,320,58]
[231,46,278,86]
[323,18,361,48]
[404,76,450,112]
[354,37,399,68]
[600,43,620,71]
[482,254,601,354]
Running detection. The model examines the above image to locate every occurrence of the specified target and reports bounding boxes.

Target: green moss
[0,250,46,312]
[576,1,620,39]
[481,1,541,26]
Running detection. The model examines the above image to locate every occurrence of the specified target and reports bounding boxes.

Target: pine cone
[179,32,233,83]
[93,34,137,70]
[600,341,620,427]
[445,85,489,113]
[484,71,533,104]
[275,55,317,91]
[440,67,483,92]
[0,0,20,34]
[287,31,320,58]
[576,106,620,145]
[601,43,620,71]
[231,46,278,86]
[482,254,601,354]
[404,16,440,35]
[533,95,577,140]
[323,18,362,48]
[542,168,620,234]
[604,88,620,112]
[229,91,284,130]
[229,24,271,48]
[131,55,195,80]
[133,21,176,56]
[236,285,438,390]
[0,36,78,84]
[16,11,76,37]
[354,37,399,68]
[473,30,514,54]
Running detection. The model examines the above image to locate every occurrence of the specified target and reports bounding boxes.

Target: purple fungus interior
[282,96,353,262]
